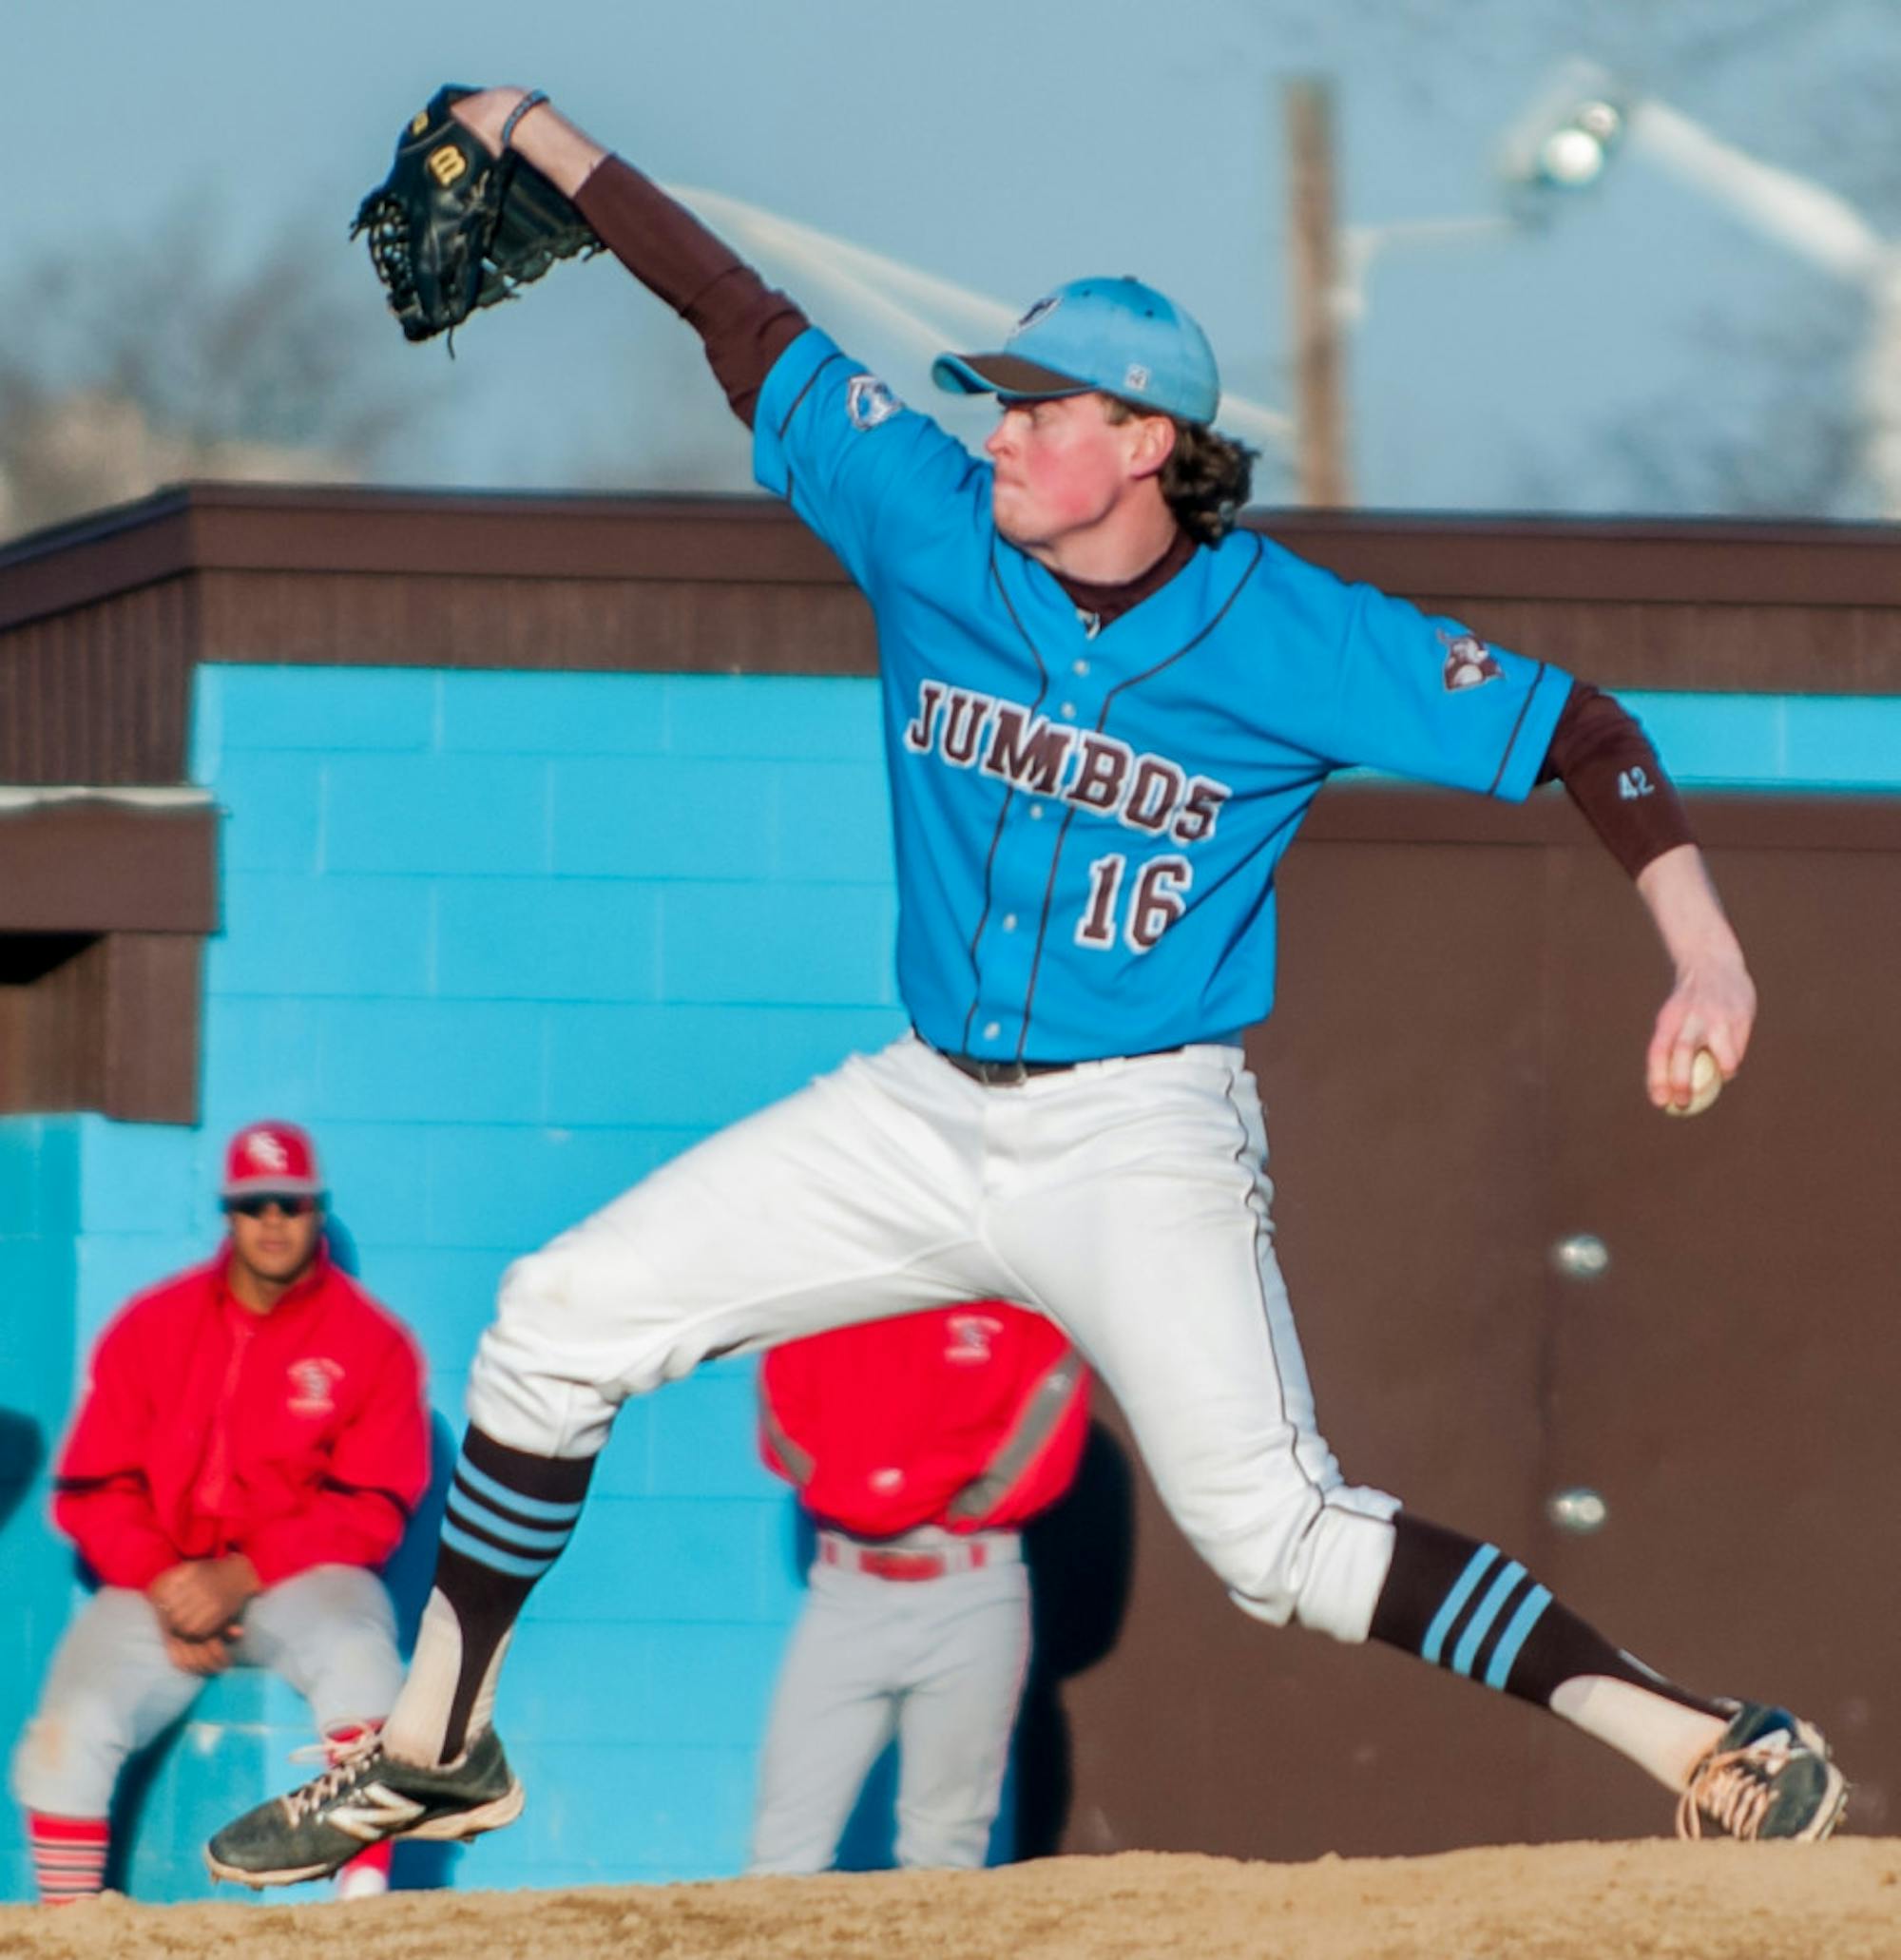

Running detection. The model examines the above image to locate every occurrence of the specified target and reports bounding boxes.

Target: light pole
[1501,57,1901,517]
[1282,78,1517,509]
[1286,78,1349,507]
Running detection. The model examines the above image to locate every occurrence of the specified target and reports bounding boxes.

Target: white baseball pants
[748,1538,1030,1874]
[471,1034,1399,1642]
[10,1566,403,1817]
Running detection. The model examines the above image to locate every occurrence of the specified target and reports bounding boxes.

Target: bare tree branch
[0,199,431,539]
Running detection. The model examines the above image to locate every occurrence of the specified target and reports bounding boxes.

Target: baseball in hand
[1662,1047,1722,1119]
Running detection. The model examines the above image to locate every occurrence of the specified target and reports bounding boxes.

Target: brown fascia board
[0,796,219,934]
[7,480,1901,637]
[1259,509,1901,608]
[0,482,850,634]
[0,489,204,635]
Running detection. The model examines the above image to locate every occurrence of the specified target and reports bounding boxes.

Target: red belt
[816,1531,995,1582]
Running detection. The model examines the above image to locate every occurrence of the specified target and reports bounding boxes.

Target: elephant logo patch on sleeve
[1439,630,1504,691]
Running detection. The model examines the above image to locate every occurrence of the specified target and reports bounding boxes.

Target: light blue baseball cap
[932,276,1220,425]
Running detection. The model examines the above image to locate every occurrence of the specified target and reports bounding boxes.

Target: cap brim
[931,352,1096,400]
[221,1178,325,1201]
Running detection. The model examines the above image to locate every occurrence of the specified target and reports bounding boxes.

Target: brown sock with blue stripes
[1370,1513,1729,1791]
[382,1426,596,1766]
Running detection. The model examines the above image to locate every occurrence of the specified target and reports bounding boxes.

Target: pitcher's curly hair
[1104,398,1257,545]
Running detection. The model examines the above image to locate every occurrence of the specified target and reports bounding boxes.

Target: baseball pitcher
[205,87,1844,1883]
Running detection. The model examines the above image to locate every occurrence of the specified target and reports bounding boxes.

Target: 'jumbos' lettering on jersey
[1123,755,1184,832]
[982,701,1074,794]
[1066,734,1129,813]
[942,690,991,766]
[905,681,1232,845]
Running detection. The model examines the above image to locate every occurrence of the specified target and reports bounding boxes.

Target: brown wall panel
[1407,597,1901,695]
[0,931,201,1124]
[0,935,99,1113]
[1536,838,1901,1840]
[0,798,213,1122]
[178,492,843,586]
[192,569,878,674]
[1300,783,1901,854]
[0,581,194,784]
[1044,795,1901,1858]
[96,932,202,1124]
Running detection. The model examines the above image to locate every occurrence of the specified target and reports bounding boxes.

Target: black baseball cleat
[204,1728,525,1887]
[1676,1701,1848,1842]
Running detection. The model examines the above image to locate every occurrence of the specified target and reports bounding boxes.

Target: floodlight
[1499,58,1627,193]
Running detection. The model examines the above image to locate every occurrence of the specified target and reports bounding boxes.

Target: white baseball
[1662,1047,1722,1119]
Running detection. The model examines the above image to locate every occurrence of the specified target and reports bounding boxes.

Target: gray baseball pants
[10,1565,403,1818]
[748,1537,1030,1874]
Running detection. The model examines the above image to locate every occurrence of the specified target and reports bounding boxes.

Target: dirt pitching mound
[3,1839,1897,1960]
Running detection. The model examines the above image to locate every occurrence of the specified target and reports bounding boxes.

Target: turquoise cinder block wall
[194,666,906,1894]
[4,666,1898,1902]
[4,666,907,1902]
[0,1118,79,1905]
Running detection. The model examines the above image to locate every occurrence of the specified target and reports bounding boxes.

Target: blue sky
[7,0,1895,514]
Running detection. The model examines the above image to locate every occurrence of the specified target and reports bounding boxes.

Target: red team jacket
[758,1303,1090,1537]
[52,1248,430,1590]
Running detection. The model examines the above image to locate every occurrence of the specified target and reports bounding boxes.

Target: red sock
[27,1814,109,1904]
[326,1721,394,1895]
[336,1838,394,1885]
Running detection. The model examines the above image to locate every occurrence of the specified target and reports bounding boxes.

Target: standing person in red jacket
[10,1122,430,1904]
[749,1302,1088,1874]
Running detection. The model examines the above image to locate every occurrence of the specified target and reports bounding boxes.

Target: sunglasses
[223,1194,320,1220]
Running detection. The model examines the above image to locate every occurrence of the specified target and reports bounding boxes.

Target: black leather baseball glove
[352,86,600,344]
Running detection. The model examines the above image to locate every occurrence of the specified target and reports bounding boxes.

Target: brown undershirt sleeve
[1537,681,1697,878]
[571,155,809,428]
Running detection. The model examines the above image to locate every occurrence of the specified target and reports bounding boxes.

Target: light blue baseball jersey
[755,328,1574,1065]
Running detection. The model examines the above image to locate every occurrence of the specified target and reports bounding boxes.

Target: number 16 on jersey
[1075,854,1192,951]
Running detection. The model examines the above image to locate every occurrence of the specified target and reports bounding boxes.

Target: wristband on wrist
[499,90,548,150]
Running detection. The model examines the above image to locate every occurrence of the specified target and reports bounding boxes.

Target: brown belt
[932,1044,1193,1087]
[936,1051,1082,1086]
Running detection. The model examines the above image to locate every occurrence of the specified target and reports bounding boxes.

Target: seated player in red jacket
[749,1301,1089,1874]
[9,1122,430,1904]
